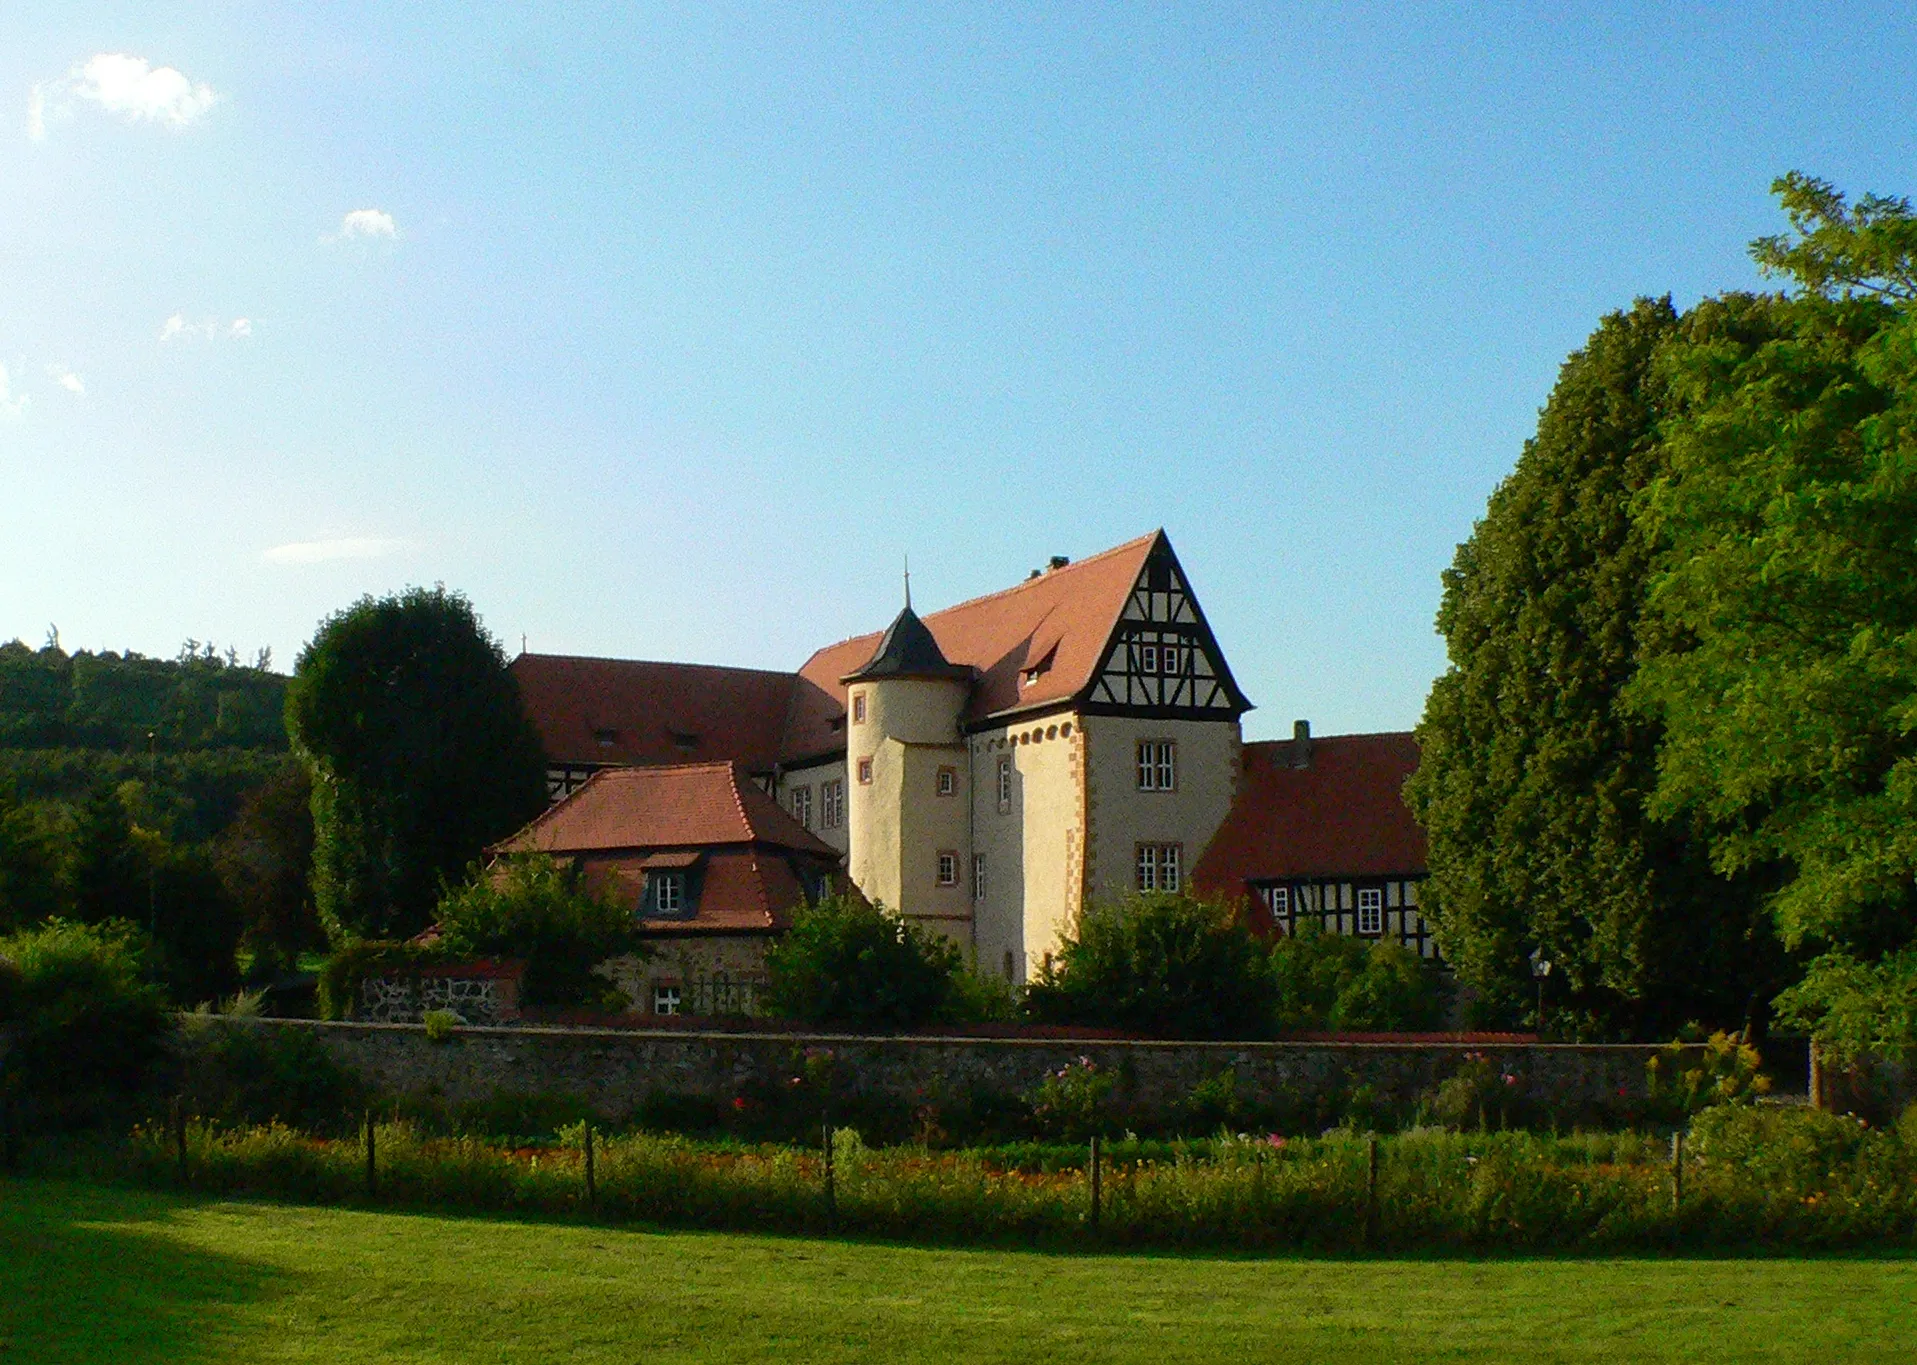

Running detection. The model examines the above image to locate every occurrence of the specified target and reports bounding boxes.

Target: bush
[177,1017,360,1133]
[0,918,171,1127]
[1024,894,1268,1038]
[943,961,1019,1024]
[1023,1056,1117,1140]
[1645,1031,1770,1119]
[316,940,437,1019]
[1269,923,1449,1032]
[433,854,643,1010]
[764,895,960,1030]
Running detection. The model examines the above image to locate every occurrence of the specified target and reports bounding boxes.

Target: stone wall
[235,1018,1687,1125]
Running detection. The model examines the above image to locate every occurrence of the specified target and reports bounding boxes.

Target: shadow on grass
[0,1178,284,1365]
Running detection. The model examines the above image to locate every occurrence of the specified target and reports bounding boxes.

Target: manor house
[507,531,1430,1007]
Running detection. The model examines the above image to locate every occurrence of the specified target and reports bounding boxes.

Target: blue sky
[2,4,1913,740]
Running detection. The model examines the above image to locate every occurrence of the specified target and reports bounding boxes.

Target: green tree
[214,766,321,973]
[287,588,547,943]
[0,784,60,930]
[1631,175,1917,1060]
[1024,893,1269,1039]
[433,854,645,1010]
[1267,924,1449,1033]
[1407,298,1776,1036]
[764,894,960,1030]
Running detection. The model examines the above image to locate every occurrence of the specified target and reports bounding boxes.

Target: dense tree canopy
[1632,178,1917,1059]
[287,588,547,944]
[433,854,644,1010]
[1407,299,1777,1036]
[764,894,961,1030]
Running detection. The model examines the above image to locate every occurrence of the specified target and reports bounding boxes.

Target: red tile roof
[511,654,796,769]
[582,849,811,933]
[1194,733,1426,896]
[492,761,837,859]
[783,532,1162,758]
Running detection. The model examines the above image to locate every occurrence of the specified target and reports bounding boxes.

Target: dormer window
[653,871,684,914]
[593,727,619,748]
[829,714,847,733]
[669,729,699,752]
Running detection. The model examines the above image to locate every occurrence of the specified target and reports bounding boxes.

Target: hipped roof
[493,761,837,858]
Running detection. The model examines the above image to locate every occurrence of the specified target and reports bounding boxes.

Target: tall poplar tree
[1408,299,1777,1036]
[287,588,548,944]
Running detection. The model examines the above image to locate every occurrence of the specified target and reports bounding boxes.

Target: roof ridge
[1246,730,1416,745]
[596,759,741,777]
[516,652,798,679]
[794,530,1161,662]
[493,767,607,851]
[723,762,754,841]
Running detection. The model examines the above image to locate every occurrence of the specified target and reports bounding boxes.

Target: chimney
[1047,555,1070,571]
[1291,719,1312,768]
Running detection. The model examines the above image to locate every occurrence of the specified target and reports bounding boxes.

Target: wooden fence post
[584,1125,596,1209]
[1089,1134,1102,1234]
[1670,1130,1683,1210]
[365,1109,378,1198]
[1364,1134,1379,1248]
[822,1122,836,1232]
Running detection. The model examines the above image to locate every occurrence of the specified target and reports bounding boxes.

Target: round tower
[840,604,973,932]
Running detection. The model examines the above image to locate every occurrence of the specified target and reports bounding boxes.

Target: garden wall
[224,1018,1692,1125]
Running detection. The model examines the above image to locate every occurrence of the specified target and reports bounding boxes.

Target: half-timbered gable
[1088,537,1251,719]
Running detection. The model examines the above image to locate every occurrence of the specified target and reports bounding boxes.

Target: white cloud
[0,364,27,418]
[160,312,252,342]
[47,365,83,395]
[29,54,217,140]
[262,537,410,565]
[327,208,398,243]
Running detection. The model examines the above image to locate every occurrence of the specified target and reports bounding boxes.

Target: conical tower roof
[840,604,973,683]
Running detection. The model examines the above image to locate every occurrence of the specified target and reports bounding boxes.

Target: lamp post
[1529,948,1552,1037]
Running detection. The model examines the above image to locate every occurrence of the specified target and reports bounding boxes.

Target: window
[1358,887,1384,936]
[653,985,681,1016]
[592,727,618,748]
[857,756,873,785]
[820,778,845,828]
[853,692,867,724]
[937,851,958,886]
[1137,642,1159,674]
[936,766,957,797]
[790,784,813,828]
[1136,740,1176,791]
[1161,644,1188,676]
[1269,885,1290,915]
[652,871,684,915]
[996,755,1013,811]
[1136,843,1181,892]
[973,853,987,901]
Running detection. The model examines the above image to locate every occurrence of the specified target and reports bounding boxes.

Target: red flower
[732,1096,749,1111]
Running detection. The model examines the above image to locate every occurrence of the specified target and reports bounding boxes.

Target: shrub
[1025,894,1268,1038]
[1645,1031,1769,1119]
[1024,1056,1116,1140]
[316,940,437,1019]
[1429,1052,1524,1131]
[0,918,171,1127]
[422,1009,459,1043]
[433,853,643,1010]
[1269,923,1449,1032]
[942,961,1019,1024]
[176,1018,360,1133]
[764,895,960,1030]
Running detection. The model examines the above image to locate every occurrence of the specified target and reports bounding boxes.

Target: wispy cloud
[0,364,27,418]
[160,312,253,342]
[46,365,83,395]
[325,208,398,243]
[262,537,410,565]
[29,54,218,140]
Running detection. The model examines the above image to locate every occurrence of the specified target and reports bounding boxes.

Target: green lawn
[4,1178,1913,1364]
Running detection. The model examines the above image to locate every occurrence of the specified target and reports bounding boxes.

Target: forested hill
[0,639,288,751]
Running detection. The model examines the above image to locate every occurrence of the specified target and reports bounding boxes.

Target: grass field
[5,1178,1914,1364]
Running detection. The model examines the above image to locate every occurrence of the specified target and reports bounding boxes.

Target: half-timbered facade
[511,530,1430,1010]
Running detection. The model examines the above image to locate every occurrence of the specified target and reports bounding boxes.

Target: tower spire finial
[903,553,911,610]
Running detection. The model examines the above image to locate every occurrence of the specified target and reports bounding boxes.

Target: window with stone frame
[1135,842,1181,892]
[1136,740,1176,791]
[996,755,1013,811]
[857,756,873,785]
[936,765,957,797]
[937,850,958,886]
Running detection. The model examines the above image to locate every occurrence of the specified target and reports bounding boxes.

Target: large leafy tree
[1407,298,1778,1036]
[1631,176,1917,1061]
[287,588,547,944]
